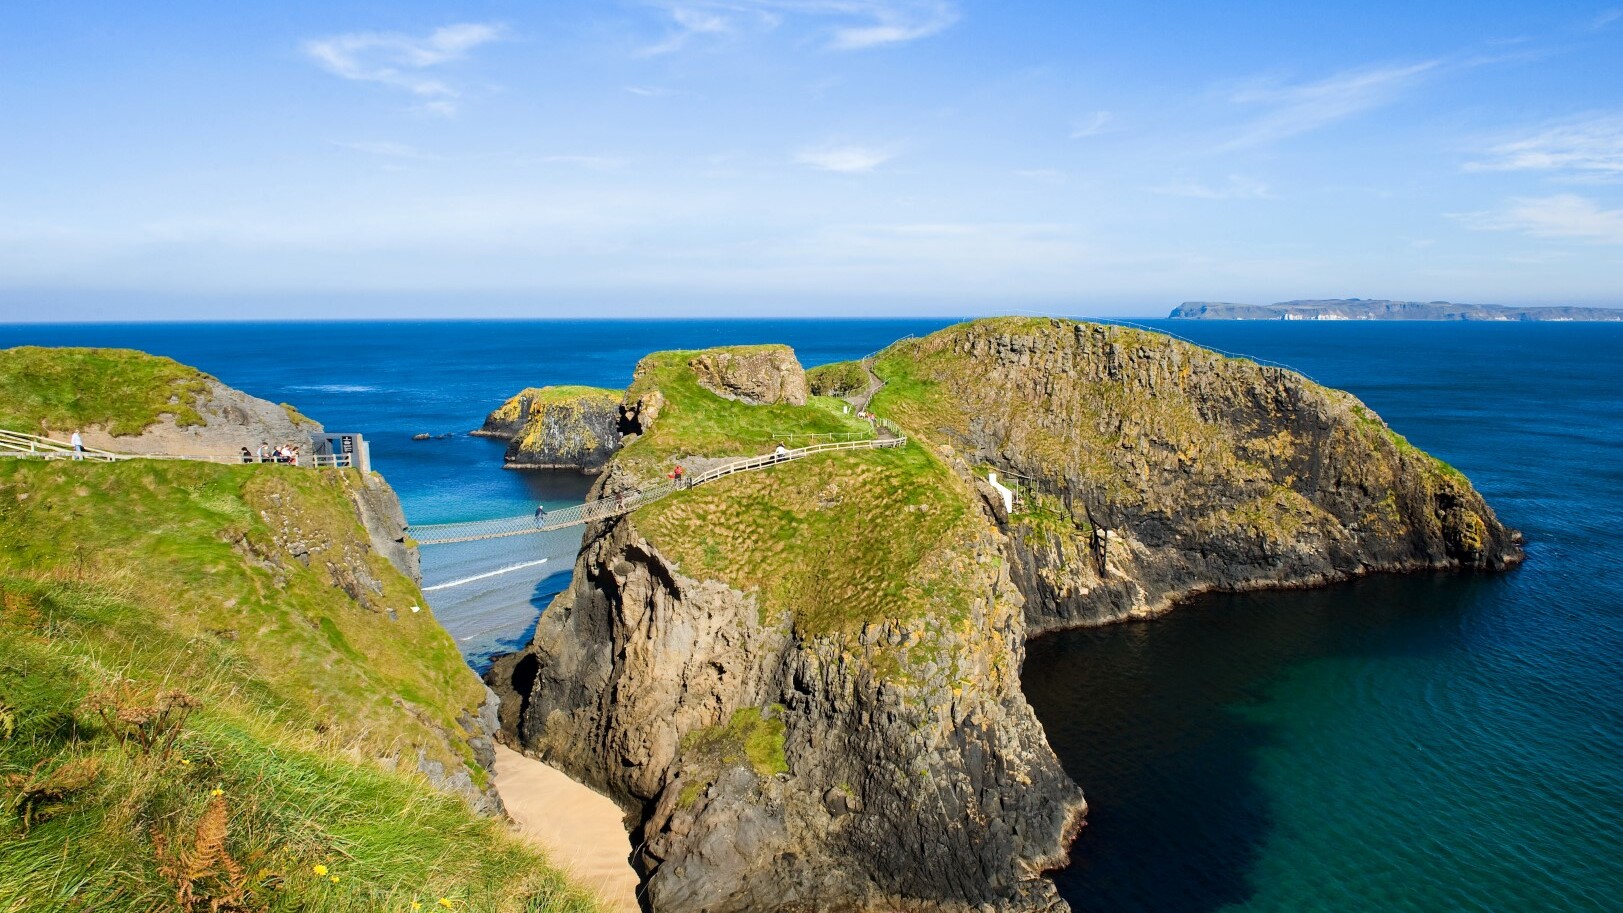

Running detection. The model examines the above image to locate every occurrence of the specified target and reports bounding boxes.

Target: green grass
[0,459,600,913]
[616,348,870,477]
[806,360,869,398]
[0,347,214,435]
[637,443,976,638]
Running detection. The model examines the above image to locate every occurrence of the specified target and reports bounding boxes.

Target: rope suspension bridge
[408,430,907,547]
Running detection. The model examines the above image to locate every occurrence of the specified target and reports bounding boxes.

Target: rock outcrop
[474,386,625,473]
[83,379,319,458]
[687,345,810,406]
[490,463,1083,913]
[870,318,1524,631]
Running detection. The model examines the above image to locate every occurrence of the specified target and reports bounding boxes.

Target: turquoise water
[3,318,1617,910]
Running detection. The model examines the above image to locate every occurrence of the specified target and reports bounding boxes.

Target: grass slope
[617,348,871,476]
[0,347,214,435]
[0,459,597,913]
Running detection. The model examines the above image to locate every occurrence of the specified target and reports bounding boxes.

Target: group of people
[240,441,302,465]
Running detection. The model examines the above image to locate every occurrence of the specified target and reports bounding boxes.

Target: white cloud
[1219,60,1440,149]
[1069,111,1115,139]
[304,23,505,114]
[1465,114,1623,180]
[1150,175,1273,200]
[1456,194,1623,244]
[641,1,957,54]
[793,145,895,173]
[1591,9,1621,30]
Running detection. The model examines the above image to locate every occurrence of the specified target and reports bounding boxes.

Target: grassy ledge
[0,346,214,435]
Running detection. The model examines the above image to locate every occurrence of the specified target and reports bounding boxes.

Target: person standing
[70,430,84,460]
[534,505,547,526]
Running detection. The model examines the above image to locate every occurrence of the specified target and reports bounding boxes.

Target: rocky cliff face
[82,378,323,458]
[490,464,1084,913]
[474,386,624,472]
[688,345,810,406]
[872,318,1524,631]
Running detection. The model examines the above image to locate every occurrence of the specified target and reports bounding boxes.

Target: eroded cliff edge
[488,319,1522,912]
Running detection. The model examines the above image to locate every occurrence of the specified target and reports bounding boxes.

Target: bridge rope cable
[408,434,908,546]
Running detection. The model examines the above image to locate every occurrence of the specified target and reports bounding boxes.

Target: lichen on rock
[686,345,810,406]
[474,385,625,473]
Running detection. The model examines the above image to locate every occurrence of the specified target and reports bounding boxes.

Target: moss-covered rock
[474,386,624,473]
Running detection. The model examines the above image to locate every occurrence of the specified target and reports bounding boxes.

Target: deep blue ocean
[2,318,1617,912]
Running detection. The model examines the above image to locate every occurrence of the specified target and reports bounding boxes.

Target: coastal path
[0,428,358,468]
[408,432,908,546]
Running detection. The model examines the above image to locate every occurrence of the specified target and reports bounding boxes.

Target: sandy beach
[493,744,642,913]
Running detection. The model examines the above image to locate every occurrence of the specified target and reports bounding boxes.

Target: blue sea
[2,318,1618,912]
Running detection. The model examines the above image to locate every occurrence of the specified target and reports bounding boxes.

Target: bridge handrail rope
[409,433,909,546]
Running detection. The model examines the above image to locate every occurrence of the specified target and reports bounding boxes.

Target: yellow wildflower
[179,758,191,766]
[210,787,224,797]
[438,900,454,909]
[330,875,341,884]
[313,864,329,876]
[411,903,422,911]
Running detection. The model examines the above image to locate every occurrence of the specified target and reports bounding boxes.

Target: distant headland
[1170,299,1623,321]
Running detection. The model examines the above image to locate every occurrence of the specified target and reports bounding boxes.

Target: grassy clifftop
[616,347,870,476]
[0,346,214,435]
[619,346,992,681]
[0,460,596,909]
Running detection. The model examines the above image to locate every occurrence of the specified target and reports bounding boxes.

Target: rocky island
[1171,298,1623,321]
[487,318,1522,912]
[474,386,626,472]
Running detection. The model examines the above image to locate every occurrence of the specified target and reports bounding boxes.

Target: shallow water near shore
[3,317,1618,910]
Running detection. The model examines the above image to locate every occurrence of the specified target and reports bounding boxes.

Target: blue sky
[1,1,1620,320]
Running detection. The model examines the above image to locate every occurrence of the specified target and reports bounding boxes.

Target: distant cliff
[1171,299,1623,321]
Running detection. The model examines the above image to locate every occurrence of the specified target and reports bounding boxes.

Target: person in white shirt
[70,430,84,460]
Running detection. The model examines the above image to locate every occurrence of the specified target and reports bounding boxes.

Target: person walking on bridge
[534,505,547,526]
[70,430,84,460]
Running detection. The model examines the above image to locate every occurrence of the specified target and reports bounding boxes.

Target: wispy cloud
[334,140,437,160]
[793,144,896,173]
[1456,194,1623,244]
[304,23,505,115]
[1465,114,1623,180]
[1149,175,1273,200]
[537,155,633,171]
[1591,9,1621,30]
[1219,60,1440,149]
[1069,110,1116,139]
[641,1,957,54]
